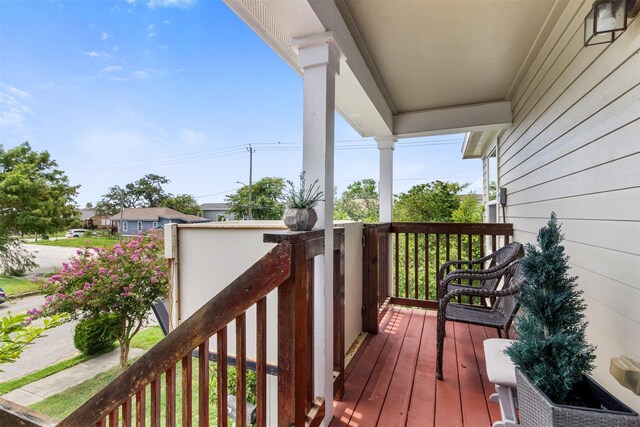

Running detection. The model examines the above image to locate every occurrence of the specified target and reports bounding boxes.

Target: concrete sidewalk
[1,347,145,407]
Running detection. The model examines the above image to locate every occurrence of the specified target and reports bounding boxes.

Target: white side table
[483,338,519,427]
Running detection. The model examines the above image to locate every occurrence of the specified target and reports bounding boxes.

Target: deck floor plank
[455,322,492,427]
[333,306,495,427]
[406,310,437,427]
[377,309,425,427]
[349,308,413,426]
[330,308,400,426]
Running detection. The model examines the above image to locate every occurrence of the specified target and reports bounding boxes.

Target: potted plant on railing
[282,171,324,231]
[506,213,639,426]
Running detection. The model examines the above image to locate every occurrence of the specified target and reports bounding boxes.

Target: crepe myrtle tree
[38,231,168,368]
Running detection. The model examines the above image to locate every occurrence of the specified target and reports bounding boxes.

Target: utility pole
[247,144,255,220]
[119,191,124,242]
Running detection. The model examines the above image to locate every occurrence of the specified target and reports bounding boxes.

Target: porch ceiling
[225,0,570,139]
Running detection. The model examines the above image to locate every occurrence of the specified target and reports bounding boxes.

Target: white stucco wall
[165,220,364,424]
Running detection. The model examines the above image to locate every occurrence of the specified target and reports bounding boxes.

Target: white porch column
[292,32,342,424]
[376,137,397,222]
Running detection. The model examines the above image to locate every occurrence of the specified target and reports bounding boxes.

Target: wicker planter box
[516,369,640,427]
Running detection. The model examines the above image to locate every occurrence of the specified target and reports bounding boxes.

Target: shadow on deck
[332,306,502,427]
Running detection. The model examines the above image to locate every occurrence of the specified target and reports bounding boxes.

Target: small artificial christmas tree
[506,212,596,404]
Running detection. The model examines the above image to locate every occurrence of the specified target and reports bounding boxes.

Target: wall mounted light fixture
[584,0,640,46]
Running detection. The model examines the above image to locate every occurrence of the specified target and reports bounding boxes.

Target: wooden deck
[331,305,502,427]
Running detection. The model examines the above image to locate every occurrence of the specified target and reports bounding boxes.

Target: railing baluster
[435,233,441,287]
[198,341,209,427]
[394,232,399,297]
[236,313,247,427]
[150,378,160,426]
[182,355,193,427]
[217,327,228,427]
[457,234,463,303]
[97,418,107,427]
[404,232,409,298]
[467,234,473,287]
[166,365,176,427]
[122,397,132,427]
[424,233,429,301]
[256,298,267,427]
[108,409,118,427]
[414,233,419,300]
[136,388,145,427]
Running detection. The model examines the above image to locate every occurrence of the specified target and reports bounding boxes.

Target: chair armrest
[439,281,524,312]
[437,266,508,300]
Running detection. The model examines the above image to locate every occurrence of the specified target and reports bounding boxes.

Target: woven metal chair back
[493,261,525,319]
[480,241,523,292]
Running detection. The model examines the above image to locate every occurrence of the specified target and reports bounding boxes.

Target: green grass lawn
[0,276,41,295]
[0,353,94,395]
[0,326,163,396]
[30,357,220,425]
[130,326,164,350]
[34,237,120,250]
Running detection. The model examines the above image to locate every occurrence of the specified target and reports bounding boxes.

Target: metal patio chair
[436,260,526,380]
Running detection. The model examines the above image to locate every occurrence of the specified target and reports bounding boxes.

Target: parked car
[66,229,87,238]
[0,288,6,304]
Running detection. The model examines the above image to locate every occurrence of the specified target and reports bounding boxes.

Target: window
[487,148,498,223]
[152,221,158,229]
[122,221,128,232]
[137,221,143,232]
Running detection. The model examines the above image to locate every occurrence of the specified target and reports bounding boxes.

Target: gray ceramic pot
[283,208,317,231]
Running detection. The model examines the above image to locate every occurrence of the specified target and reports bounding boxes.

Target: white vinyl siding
[498,1,640,411]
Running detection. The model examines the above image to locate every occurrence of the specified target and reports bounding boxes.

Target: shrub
[73,315,119,355]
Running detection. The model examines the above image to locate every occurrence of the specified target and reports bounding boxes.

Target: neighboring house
[79,208,111,229]
[109,207,211,236]
[200,202,233,221]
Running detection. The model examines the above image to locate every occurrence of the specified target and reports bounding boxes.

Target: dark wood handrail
[59,243,293,426]
[390,222,513,235]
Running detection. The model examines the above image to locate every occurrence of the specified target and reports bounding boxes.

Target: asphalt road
[22,244,79,277]
[0,245,80,382]
[0,295,79,382]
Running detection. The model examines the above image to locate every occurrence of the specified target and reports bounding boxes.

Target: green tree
[393,180,467,222]
[226,177,286,220]
[161,194,202,216]
[451,195,483,223]
[0,142,79,236]
[334,179,379,222]
[0,234,36,275]
[96,174,171,215]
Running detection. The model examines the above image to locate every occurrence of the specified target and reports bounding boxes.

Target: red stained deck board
[454,322,492,427]
[349,308,413,426]
[377,309,426,427]
[406,310,437,427]
[434,320,463,427]
[332,306,494,427]
[330,308,400,426]
[469,324,502,425]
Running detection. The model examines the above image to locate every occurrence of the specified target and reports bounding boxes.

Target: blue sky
[0,0,481,207]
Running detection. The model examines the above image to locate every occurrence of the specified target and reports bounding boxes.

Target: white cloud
[103,65,123,72]
[147,24,154,31]
[84,51,100,57]
[179,129,206,148]
[131,70,148,79]
[147,0,196,9]
[148,32,156,38]
[0,84,32,131]
[163,20,170,24]
[101,32,112,40]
